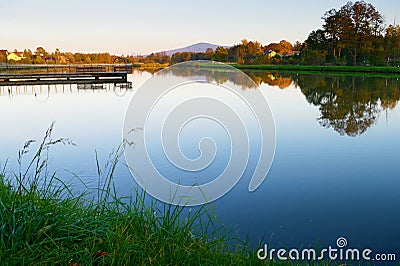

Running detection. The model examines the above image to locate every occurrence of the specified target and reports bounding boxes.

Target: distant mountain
[154,42,229,56]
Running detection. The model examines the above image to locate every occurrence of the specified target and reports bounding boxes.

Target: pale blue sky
[1,0,399,55]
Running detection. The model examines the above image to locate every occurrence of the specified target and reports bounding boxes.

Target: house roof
[9,52,24,57]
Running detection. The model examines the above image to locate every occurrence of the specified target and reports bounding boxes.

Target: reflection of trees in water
[297,75,400,136]
[168,67,258,89]
[138,67,293,89]
[318,91,380,137]
[137,67,399,137]
[245,72,293,89]
[133,68,163,75]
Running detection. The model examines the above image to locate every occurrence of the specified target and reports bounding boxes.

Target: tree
[235,39,264,64]
[264,42,281,53]
[35,47,47,57]
[304,30,328,50]
[171,52,192,63]
[21,49,33,64]
[55,48,61,63]
[205,48,214,60]
[212,47,228,62]
[33,47,48,64]
[293,41,302,51]
[0,50,7,63]
[323,8,341,63]
[301,29,328,65]
[278,40,293,54]
[301,47,327,65]
[264,40,293,54]
[385,24,400,64]
[336,1,384,65]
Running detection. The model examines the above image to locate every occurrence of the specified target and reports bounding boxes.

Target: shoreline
[132,63,400,78]
[231,64,400,75]
[131,63,400,77]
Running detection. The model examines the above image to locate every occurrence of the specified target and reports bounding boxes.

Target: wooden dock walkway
[0,64,132,86]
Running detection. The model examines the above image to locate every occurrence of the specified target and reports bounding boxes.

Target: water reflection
[139,67,400,136]
[296,75,400,136]
[0,82,133,99]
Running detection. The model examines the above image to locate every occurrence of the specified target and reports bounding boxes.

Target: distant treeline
[0,47,132,65]
[0,40,296,66]
[136,39,298,66]
[1,1,399,67]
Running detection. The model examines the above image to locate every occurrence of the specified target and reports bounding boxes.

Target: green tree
[322,8,341,63]
[385,24,400,64]
[235,39,264,64]
[337,1,384,65]
[205,48,214,60]
[212,47,228,62]
[301,30,328,65]
[293,41,302,51]
[171,52,192,63]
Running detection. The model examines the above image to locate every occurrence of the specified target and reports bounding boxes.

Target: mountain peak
[156,42,228,56]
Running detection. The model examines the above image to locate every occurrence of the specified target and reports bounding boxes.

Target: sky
[1,0,399,55]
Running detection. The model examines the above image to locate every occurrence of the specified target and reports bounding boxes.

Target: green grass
[0,175,265,265]
[0,124,331,265]
[0,124,260,265]
[232,64,400,75]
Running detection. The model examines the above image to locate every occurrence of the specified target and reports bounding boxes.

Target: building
[264,50,277,58]
[282,51,300,57]
[7,52,25,61]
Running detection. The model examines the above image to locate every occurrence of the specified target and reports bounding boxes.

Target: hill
[155,42,229,56]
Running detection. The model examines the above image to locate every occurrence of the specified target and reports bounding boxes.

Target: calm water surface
[1,69,399,253]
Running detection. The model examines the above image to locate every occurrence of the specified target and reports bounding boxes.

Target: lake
[1,67,399,255]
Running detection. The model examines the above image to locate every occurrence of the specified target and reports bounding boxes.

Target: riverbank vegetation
[0,126,272,265]
[233,64,400,75]
[1,174,271,265]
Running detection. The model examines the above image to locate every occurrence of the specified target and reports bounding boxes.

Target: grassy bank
[0,126,266,265]
[232,64,400,75]
[1,174,272,265]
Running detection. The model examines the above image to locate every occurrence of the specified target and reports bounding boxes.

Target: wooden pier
[0,64,132,86]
